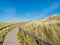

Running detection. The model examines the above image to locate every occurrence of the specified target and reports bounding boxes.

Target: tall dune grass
[18,15,60,45]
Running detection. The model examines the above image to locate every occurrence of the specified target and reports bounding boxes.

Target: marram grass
[18,15,60,45]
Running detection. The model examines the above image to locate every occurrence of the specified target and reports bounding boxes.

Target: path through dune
[3,27,20,45]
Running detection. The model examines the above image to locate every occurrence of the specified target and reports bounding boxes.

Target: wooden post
[24,32,28,45]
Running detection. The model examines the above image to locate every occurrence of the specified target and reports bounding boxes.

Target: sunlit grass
[18,15,60,45]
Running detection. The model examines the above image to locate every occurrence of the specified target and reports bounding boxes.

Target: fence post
[35,39,41,45]
[24,32,28,45]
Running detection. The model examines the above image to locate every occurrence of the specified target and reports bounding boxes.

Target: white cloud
[0,2,60,22]
[0,7,29,22]
[41,2,60,14]
[24,2,60,20]
[37,2,60,19]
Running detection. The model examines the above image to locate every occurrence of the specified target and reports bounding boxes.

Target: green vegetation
[18,15,60,45]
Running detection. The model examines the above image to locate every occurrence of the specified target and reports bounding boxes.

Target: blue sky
[0,0,60,22]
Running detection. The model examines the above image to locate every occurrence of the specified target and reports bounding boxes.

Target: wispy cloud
[24,2,60,20]
[0,8,29,22]
[34,2,60,19]
[0,2,60,22]
[40,2,60,14]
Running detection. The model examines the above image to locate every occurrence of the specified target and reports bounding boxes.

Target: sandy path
[3,28,20,45]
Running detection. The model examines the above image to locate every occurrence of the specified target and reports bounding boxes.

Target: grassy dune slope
[0,23,9,28]
[18,15,60,45]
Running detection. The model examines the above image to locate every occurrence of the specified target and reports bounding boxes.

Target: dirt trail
[3,28,20,45]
